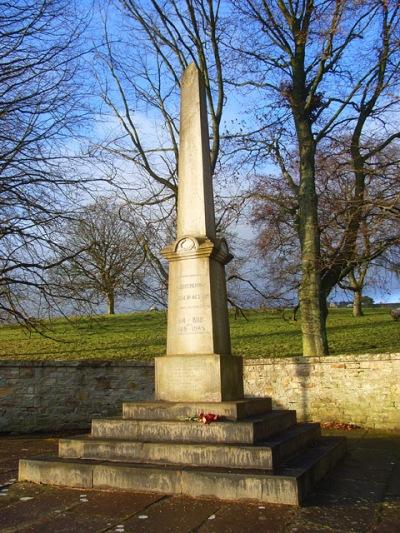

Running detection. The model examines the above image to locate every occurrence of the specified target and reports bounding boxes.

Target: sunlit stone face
[155,64,243,402]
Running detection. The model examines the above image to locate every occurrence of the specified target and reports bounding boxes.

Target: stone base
[155,354,243,402]
[59,422,321,469]
[19,438,346,505]
[90,410,296,444]
[18,398,347,506]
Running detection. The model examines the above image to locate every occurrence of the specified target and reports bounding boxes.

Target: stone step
[122,398,272,421]
[19,437,346,505]
[59,423,320,470]
[91,410,297,445]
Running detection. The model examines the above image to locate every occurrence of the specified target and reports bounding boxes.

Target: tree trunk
[107,291,115,315]
[298,209,329,356]
[290,29,329,357]
[296,123,329,356]
[353,289,363,317]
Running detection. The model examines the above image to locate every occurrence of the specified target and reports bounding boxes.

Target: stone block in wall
[18,367,35,378]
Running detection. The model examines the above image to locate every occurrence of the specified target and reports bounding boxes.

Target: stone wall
[1,353,399,433]
[0,361,154,433]
[244,353,400,431]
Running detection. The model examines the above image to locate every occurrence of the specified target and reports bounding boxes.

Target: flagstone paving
[0,429,399,532]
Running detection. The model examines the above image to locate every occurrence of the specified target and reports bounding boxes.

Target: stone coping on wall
[0,359,154,367]
[244,352,400,365]
[1,352,399,366]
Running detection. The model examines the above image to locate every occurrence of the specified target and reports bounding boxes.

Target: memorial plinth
[155,63,243,402]
[18,63,346,506]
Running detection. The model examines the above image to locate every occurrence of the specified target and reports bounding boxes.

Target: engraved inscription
[177,315,206,335]
[175,273,210,336]
[178,282,203,289]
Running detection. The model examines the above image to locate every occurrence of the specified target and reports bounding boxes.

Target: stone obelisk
[155,64,243,402]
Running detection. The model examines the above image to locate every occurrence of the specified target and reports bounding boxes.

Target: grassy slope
[0,308,398,361]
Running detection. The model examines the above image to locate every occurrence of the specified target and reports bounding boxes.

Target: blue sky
[77,1,400,307]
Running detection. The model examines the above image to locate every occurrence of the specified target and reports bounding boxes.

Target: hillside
[0,308,398,361]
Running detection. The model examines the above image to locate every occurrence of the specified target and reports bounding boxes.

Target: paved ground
[0,429,399,532]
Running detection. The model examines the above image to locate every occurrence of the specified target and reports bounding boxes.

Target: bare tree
[251,139,400,320]
[339,268,369,318]
[0,0,95,323]
[230,0,400,355]
[318,140,400,317]
[93,0,226,207]
[53,197,147,314]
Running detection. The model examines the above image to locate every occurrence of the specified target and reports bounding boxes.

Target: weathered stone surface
[19,458,92,488]
[0,361,154,433]
[59,423,320,470]
[161,240,233,358]
[93,463,182,494]
[243,353,400,430]
[122,398,272,420]
[180,468,299,505]
[2,352,399,432]
[177,63,215,239]
[5,429,399,530]
[155,354,243,402]
[269,423,321,465]
[91,410,296,444]
[176,63,216,240]
[18,437,345,506]
[17,392,346,506]
[286,437,348,503]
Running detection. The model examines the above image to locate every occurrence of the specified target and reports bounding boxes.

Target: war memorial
[18,64,346,506]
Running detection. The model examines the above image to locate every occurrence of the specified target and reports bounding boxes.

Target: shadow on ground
[0,429,399,532]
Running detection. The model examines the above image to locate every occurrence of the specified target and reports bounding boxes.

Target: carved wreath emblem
[176,237,196,252]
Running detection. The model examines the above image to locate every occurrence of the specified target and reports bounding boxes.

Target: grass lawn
[0,307,398,361]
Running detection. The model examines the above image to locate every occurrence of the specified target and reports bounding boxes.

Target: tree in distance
[53,197,147,315]
[252,141,400,320]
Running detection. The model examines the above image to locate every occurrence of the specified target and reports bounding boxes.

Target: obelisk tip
[182,63,199,85]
